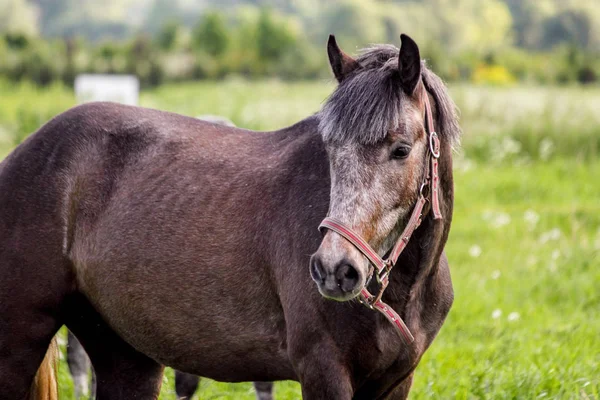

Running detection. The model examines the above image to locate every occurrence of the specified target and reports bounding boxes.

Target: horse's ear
[327,34,359,83]
[398,34,422,95]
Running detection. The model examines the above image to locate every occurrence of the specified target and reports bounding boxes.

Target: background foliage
[1,0,599,85]
[0,0,599,399]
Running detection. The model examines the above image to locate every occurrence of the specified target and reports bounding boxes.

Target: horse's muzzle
[309,252,364,301]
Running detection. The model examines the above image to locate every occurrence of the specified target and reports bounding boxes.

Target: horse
[64,115,275,400]
[0,33,459,400]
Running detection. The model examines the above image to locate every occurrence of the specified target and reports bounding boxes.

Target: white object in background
[74,74,139,106]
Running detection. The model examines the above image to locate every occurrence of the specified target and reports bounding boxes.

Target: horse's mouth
[315,283,363,302]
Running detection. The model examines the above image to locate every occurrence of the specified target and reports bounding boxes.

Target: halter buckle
[377,259,393,283]
[372,276,389,305]
[358,289,375,309]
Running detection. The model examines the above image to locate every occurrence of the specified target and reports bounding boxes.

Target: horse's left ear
[398,34,422,95]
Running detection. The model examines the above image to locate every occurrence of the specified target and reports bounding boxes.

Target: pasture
[1,79,598,399]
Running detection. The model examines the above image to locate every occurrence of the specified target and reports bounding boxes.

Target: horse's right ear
[327,35,359,83]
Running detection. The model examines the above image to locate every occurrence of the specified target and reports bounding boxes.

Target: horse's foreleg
[174,370,199,399]
[384,373,414,400]
[65,293,163,400]
[253,382,274,400]
[293,346,353,400]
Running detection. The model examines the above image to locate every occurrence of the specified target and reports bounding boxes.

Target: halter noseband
[318,91,442,346]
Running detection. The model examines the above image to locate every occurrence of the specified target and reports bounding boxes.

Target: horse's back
[0,101,252,243]
[0,100,250,314]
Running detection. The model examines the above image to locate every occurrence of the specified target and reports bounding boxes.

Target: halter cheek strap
[318,92,442,345]
[425,90,443,220]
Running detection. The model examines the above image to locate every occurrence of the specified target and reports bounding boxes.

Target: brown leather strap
[424,93,443,220]
[373,300,415,344]
[319,218,386,272]
[389,195,428,265]
[423,91,436,145]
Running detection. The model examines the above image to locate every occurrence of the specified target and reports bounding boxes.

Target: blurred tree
[542,2,600,52]
[577,66,597,85]
[3,32,30,50]
[1,0,598,84]
[62,37,77,84]
[128,33,164,86]
[156,19,182,51]
[256,8,296,63]
[502,0,556,49]
[319,0,386,50]
[426,0,513,54]
[193,12,230,57]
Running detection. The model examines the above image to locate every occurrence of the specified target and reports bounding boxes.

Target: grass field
[1,79,599,399]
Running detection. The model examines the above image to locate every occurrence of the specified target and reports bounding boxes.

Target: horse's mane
[319,44,460,148]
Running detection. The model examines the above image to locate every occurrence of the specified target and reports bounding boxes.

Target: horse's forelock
[319,45,403,146]
[319,44,460,148]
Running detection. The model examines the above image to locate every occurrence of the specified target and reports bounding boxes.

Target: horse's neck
[258,114,330,256]
[266,115,321,142]
[385,220,451,348]
[385,244,422,310]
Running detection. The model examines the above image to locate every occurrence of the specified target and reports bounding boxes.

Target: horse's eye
[391,144,412,160]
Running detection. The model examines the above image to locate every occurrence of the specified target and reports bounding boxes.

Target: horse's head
[310,34,459,301]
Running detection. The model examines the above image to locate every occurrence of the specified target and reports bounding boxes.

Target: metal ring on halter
[429,132,440,158]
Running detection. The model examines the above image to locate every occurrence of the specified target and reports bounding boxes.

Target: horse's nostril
[310,256,326,284]
[335,263,359,293]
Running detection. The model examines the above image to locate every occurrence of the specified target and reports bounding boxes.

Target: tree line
[0,0,598,86]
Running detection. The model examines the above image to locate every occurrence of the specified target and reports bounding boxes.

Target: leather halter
[319,91,442,346]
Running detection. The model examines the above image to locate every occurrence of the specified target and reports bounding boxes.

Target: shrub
[192,12,229,58]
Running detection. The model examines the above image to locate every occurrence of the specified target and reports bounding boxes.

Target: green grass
[414,160,600,399]
[1,79,598,399]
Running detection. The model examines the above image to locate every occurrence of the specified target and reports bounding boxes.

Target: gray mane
[319,44,460,148]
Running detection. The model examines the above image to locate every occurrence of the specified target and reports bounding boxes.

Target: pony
[0,33,459,400]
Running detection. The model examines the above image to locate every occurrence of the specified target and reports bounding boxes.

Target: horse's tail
[29,335,59,400]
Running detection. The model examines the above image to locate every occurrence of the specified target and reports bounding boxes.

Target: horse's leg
[0,248,67,399]
[253,382,274,400]
[385,373,414,400]
[174,370,200,399]
[293,346,353,400]
[65,293,164,400]
[0,313,61,399]
[67,330,92,399]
